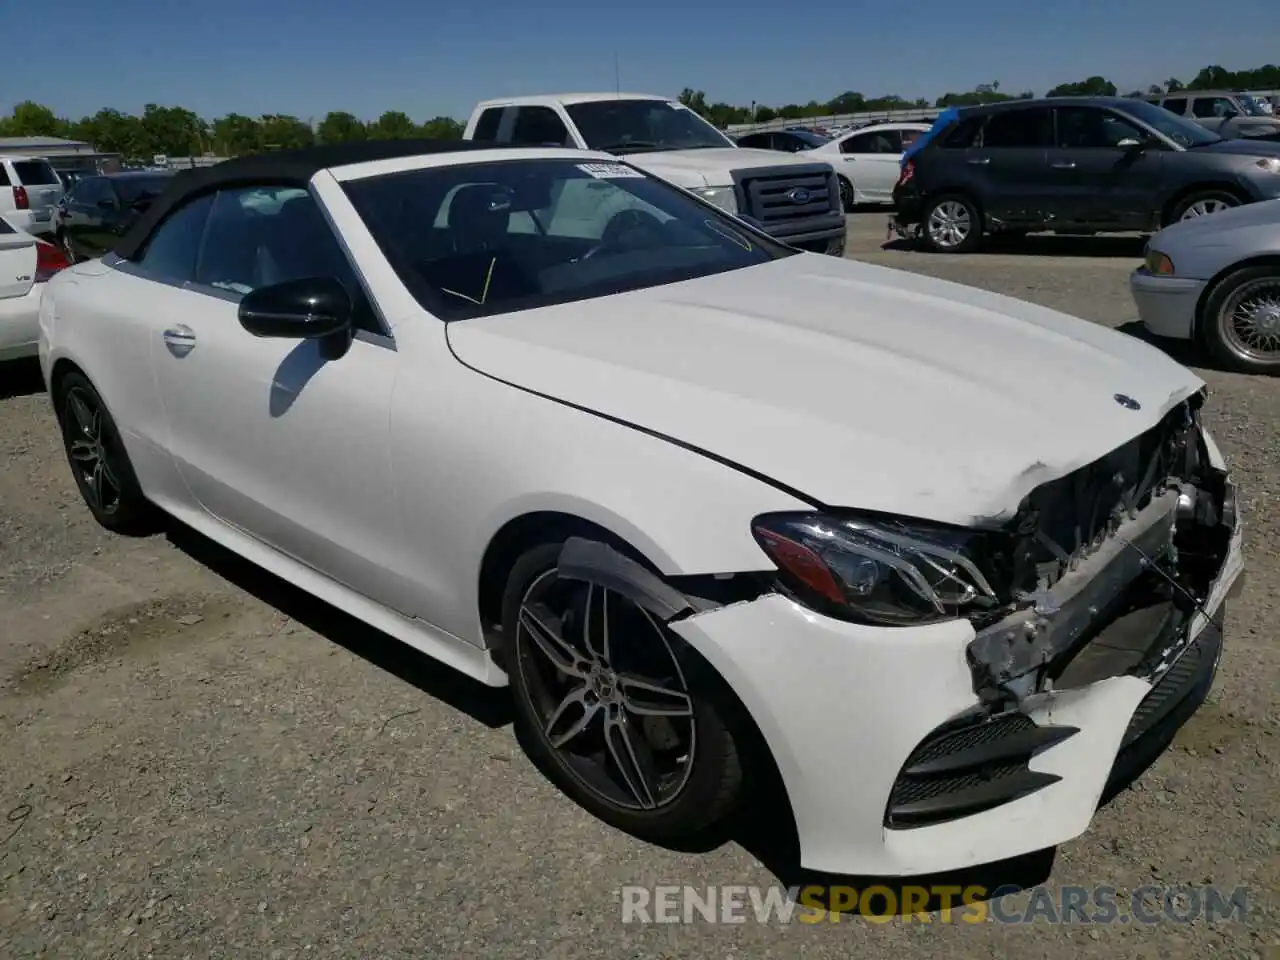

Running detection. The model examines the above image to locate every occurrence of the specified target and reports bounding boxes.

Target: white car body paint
[1,216,51,361]
[39,145,1242,877]
[448,249,1205,525]
[808,123,932,204]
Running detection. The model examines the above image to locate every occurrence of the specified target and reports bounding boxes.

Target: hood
[625,147,832,188]
[1195,136,1280,157]
[1154,195,1280,242]
[446,255,1204,526]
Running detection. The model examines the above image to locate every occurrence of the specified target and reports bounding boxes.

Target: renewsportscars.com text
[620,884,1251,925]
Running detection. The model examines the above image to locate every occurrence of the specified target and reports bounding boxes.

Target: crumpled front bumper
[670,440,1243,878]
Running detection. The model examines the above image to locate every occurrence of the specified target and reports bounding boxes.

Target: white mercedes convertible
[38,141,1243,876]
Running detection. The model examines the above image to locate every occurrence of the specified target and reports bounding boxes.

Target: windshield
[114,175,172,204]
[1238,95,1270,117]
[1112,98,1224,147]
[12,161,59,186]
[564,99,735,153]
[343,158,791,321]
[788,130,830,148]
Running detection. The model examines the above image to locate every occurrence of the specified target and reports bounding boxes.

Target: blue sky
[12,0,1278,123]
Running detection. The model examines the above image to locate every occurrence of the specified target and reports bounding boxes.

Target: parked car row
[53,170,174,263]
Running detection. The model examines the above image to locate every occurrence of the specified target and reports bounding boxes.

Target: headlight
[752,512,1005,626]
[689,185,738,215]
[1255,157,1280,174]
[1146,249,1176,275]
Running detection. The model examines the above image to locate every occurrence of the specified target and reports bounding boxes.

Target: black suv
[54,171,173,262]
[892,96,1280,253]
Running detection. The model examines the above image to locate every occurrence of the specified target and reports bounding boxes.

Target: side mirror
[1116,137,1146,151]
[238,277,353,352]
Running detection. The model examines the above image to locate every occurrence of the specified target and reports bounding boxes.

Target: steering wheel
[580,209,666,261]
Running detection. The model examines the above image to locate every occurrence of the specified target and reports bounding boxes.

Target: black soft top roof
[113,139,520,260]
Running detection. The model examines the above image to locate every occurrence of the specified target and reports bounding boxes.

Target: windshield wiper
[593,140,661,153]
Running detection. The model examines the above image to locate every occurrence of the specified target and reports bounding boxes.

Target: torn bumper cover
[554,421,1243,877]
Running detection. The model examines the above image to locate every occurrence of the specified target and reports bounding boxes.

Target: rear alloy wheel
[922,194,981,253]
[503,542,742,840]
[1200,266,1280,374]
[54,371,154,534]
[1171,190,1240,223]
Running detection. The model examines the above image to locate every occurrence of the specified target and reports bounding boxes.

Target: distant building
[0,135,121,173]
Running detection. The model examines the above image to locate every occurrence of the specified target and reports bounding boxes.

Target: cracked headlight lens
[752,512,1004,625]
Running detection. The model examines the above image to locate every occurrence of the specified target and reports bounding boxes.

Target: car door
[148,183,415,615]
[837,130,904,202]
[1047,106,1167,229]
[963,106,1055,227]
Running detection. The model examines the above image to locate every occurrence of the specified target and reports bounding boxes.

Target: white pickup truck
[463,93,847,255]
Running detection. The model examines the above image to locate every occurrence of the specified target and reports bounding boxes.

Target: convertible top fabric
[113,140,519,260]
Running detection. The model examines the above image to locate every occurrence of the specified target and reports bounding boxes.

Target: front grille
[885,712,1077,828]
[1000,401,1197,596]
[736,166,838,225]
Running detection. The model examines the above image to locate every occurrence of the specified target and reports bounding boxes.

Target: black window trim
[108,183,394,345]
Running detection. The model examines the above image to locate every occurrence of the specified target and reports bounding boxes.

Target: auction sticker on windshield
[577,163,645,179]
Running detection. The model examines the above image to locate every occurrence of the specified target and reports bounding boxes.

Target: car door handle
[1051,161,1077,169]
[162,325,196,356]
[966,157,990,165]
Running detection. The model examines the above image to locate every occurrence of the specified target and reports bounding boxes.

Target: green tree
[317,111,366,144]
[258,114,315,150]
[419,116,463,139]
[368,110,418,140]
[210,114,263,156]
[1045,76,1118,97]
[139,104,206,156]
[1,101,64,137]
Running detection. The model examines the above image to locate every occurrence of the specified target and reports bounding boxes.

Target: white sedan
[0,215,69,362]
[39,142,1243,876]
[807,122,931,209]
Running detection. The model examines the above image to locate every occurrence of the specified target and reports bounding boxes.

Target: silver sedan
[1131,198,1280,374]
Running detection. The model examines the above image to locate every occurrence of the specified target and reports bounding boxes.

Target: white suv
[0,155,66,238]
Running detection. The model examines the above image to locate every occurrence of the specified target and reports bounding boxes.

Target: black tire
[1166,189,1241,225]
[54,370,155,534]
[920,193,982,253]
[1198,265,1280,374]
[838,176,855,212]
[502,541,742,841]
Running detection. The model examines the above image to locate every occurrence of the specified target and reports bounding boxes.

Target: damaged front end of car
[886,391,1241,827]
[550,391,1240,833]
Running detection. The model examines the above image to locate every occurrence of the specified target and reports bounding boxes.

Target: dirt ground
[1,216,1276,959]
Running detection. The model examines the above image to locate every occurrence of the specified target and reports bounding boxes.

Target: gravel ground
[1,215,1276,959]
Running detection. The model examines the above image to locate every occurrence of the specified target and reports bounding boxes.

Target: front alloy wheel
[503,543,742,840]
[1202,266,1280,373]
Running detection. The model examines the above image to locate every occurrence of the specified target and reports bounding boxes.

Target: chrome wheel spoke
[603,706,658,809]
[617,673,692,718]
[67,391,95,436]
[69,439,96,463]
[543,684,601,748]
[582,584,611,665]
[519,603,590,679]
[1222,280,1280,360]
